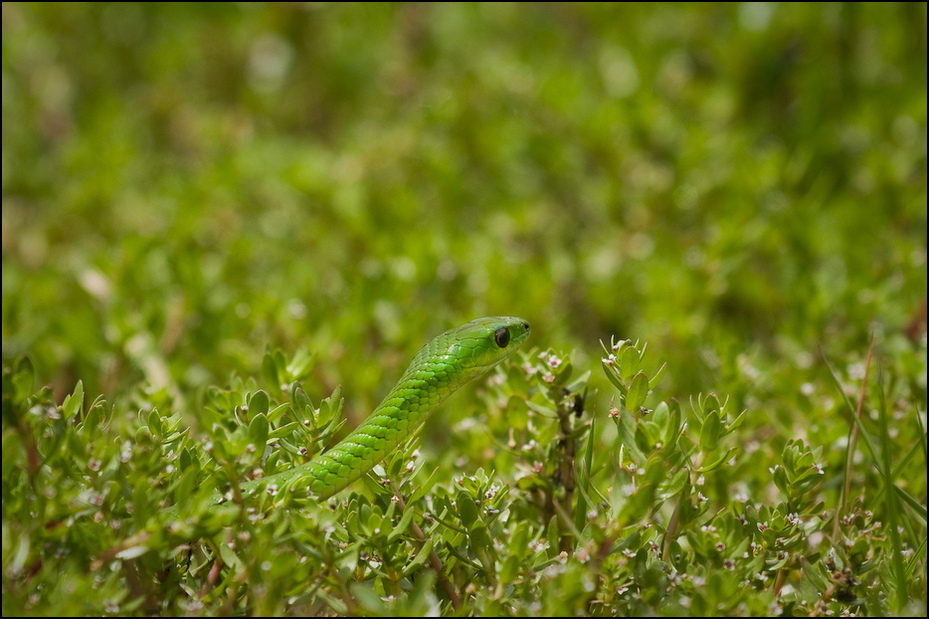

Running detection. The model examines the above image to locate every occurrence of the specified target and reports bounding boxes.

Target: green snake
[216,316,530,504]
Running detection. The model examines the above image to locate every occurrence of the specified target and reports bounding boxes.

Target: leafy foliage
[3,333,926,615]
[2,2,926,616]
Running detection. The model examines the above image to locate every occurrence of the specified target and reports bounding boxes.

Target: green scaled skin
[230,316,530,501]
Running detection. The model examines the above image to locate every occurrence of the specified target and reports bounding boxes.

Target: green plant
[3,331,924,615]
[2,3,925,615]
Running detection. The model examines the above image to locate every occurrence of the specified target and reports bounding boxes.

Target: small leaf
[291,382,313,412]
[456,491,479,528]
[601,363,628,396]
[695,447,737,473]
[248,413,269,447]
[699,409,721,452]
[665,399,683,446]
[801,557,831,591]
[773,464,790,495]
[470,521,494,553]
[726,408,748,433]
[660,468,690,499]
[61,380,84,420]
[648,362,667,390]
[11,356,36,403]
[640,420,662,446]
[179,448,193,471]
[173,466,198,510]
[267,421,301,441]
[401,538,435,578]
[132,477,151,528]
[409,467,441,504]
[148,409,163,437]
[620,345,641,379]
[81,399,105,435]
[266,402,290,423]
[652,400,669,428]
[247,390,270,417]
[386,506,416,543]
[286,348,317,381]
[616,411,647,465]
[634,425,652,454]
[626,371,650,411]
[552,359,573,384]
[218,543,245,575]
[703,393,721,417]
[500,555,521,584]
[318,386,342,428]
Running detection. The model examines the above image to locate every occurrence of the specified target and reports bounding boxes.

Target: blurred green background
[2,3,926,425]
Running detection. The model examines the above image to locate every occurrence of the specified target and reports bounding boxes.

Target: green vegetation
[2,2,926,616]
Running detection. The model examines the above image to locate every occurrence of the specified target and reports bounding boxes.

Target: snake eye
[493,327,510,348]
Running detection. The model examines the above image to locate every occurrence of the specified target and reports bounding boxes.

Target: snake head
[448,316,531,372]
[396,316,531,401]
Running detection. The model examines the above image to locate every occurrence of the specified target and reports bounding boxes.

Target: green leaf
[552,358,573,384]
[773,465,790,495]
[10,355,36,405]
[602,362,628,396]
[620,345,641,379]
[626,371,650,411]
[652,400,668,428]
[401,538,435,578]
[726,408,748,433]
[266,402,290,424]
[248,413,269,447]
[291,382,313,412]
[665,399,683,447]
[703,393,722,417]
[386,506,415,543]
[800,556,831,591]
[456,491,479,528]
[318,386,342,428]
[247,390,270,417]
[266,421,301,441]
[470,522,495,563]
[574,417,596,533]
[500,554,521,584]
[286,348,317,381]
[80,397,105,436]
[409,467,441,504]
[173,466,198,511]
[61,380,84,420]
[699,409,721,452]
[132,477,151,528]
[660,467,690,499]
[648,362,667,390]
[616,410,647,465]
[217,543,245,575]
[695,447,737,473]
[148,408,163,437]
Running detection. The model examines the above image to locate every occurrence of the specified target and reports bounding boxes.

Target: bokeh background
[2,3,926,427]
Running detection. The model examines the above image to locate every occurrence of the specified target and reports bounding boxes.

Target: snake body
[225,316,530,502]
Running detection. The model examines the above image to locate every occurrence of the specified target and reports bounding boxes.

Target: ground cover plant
[2,3,927,616]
